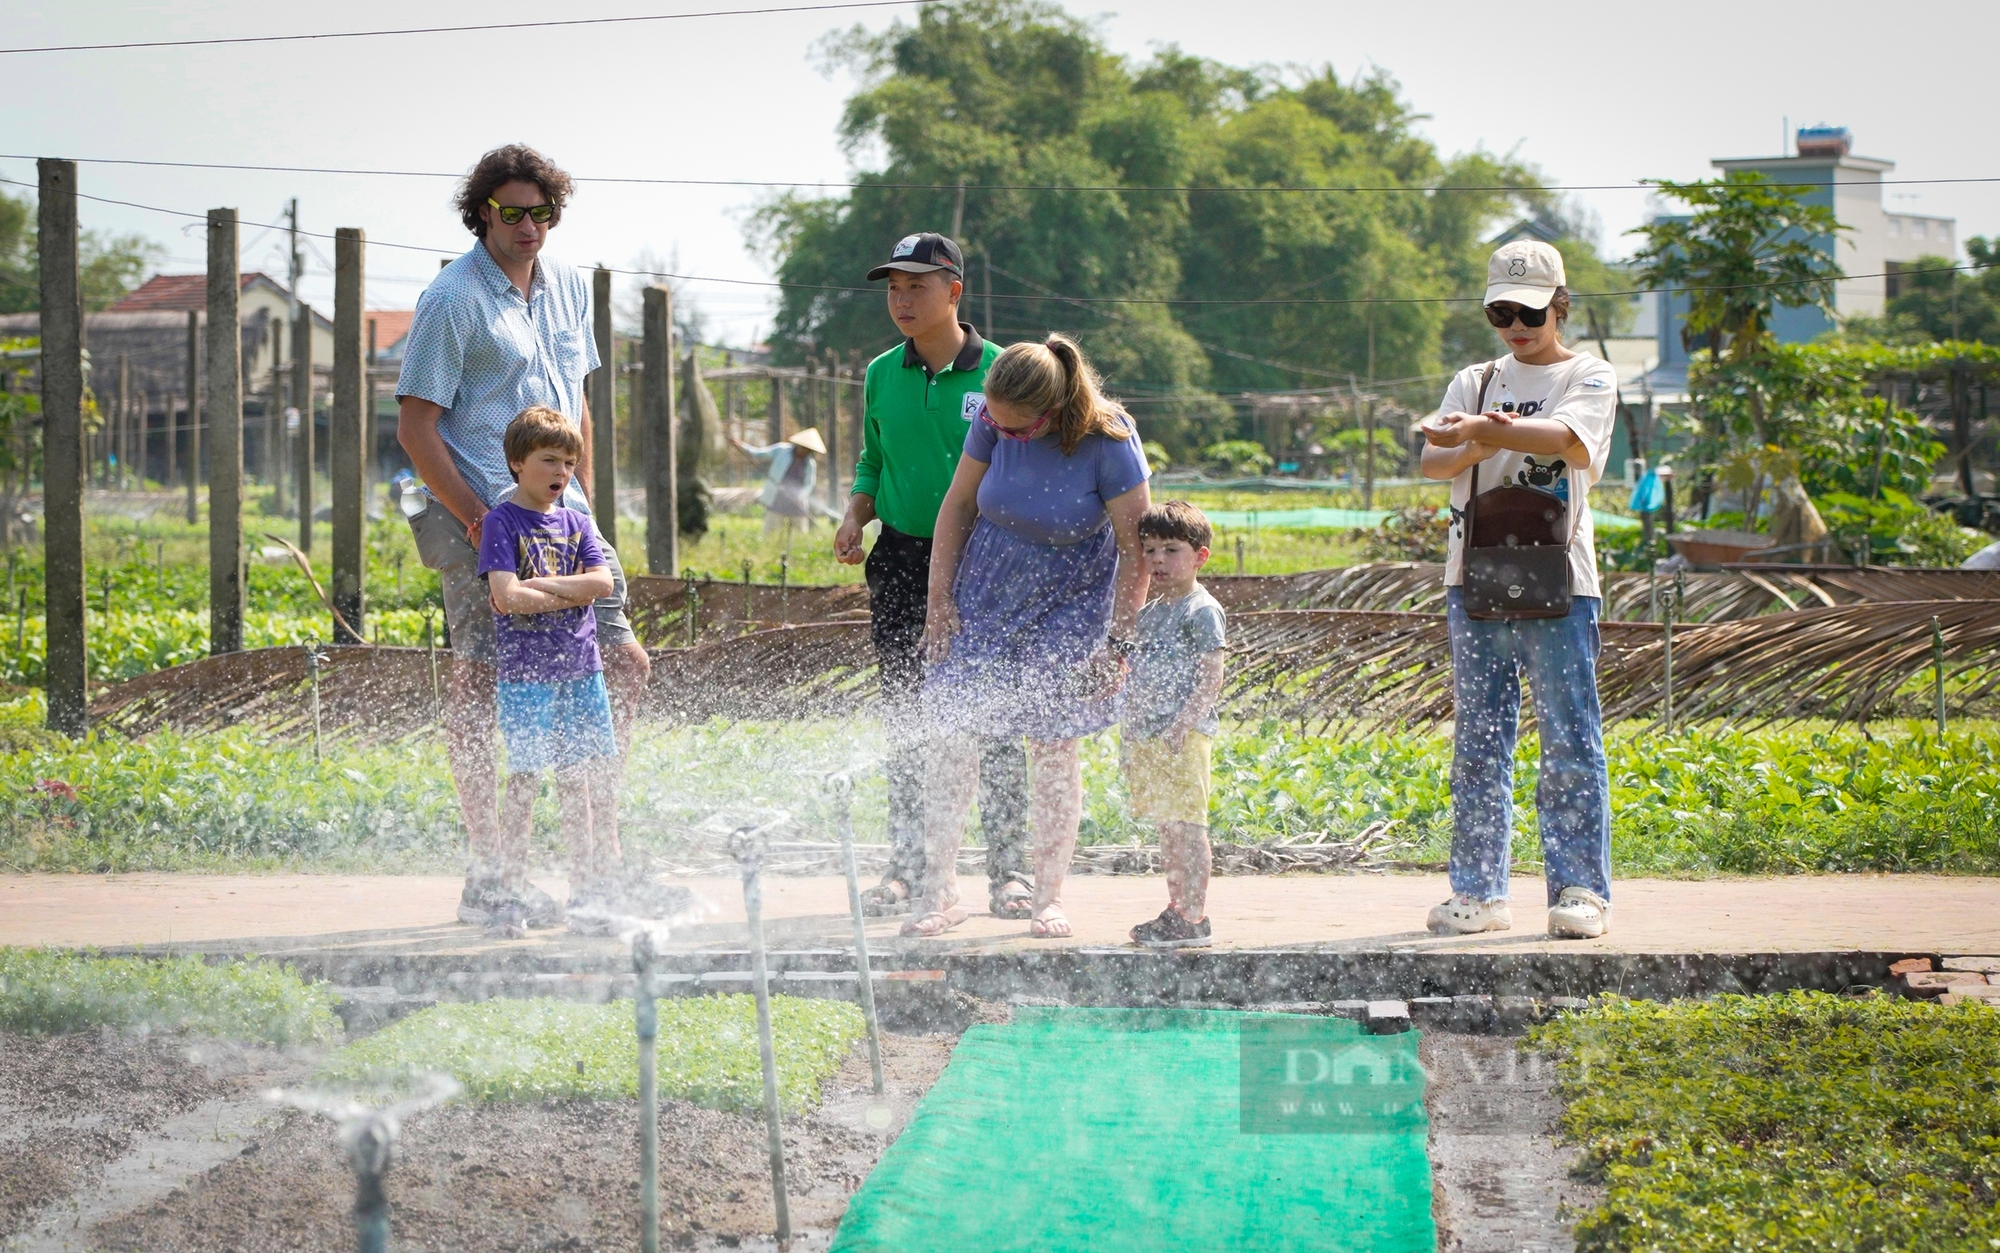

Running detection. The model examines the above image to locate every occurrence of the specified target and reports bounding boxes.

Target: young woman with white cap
[1417,240,1619,940]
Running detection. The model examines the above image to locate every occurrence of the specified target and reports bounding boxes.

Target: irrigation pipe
[730,818,793,1243]
[632,927,662,1253]
[830,772,885,1096]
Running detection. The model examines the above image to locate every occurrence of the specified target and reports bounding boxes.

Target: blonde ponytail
[984,333,1133,455]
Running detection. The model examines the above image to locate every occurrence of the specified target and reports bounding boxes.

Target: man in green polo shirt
[836,232,1031,919]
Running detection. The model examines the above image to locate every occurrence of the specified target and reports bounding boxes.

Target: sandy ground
[7,871,2000,955]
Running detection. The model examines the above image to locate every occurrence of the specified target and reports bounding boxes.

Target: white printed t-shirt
[1435,353,1618,599]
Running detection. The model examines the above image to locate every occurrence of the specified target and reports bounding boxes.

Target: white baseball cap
[1484,240,1566,309]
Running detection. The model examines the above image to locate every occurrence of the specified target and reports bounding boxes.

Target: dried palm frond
[91,645,441,740]
[1596,598,2000,726]
[1220,610,1454,731]
[642,621,877,724]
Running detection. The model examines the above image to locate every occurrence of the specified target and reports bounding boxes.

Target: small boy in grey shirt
[1123,501,1227,948]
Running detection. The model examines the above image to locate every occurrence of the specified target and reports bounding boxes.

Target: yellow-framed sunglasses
[487,197,555,226]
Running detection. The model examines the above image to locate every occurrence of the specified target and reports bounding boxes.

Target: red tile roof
[366,310,415,355]
[111,271,283,312]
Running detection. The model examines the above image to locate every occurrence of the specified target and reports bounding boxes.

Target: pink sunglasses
[976,401,1055,442]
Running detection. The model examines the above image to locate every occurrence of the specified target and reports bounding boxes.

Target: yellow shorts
[1122,730,1212,827]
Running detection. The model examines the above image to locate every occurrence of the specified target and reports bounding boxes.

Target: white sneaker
[1426,894,1513,935]
[1547,887,1611,939]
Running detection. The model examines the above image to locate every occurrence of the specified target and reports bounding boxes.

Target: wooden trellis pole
[641,285,677,577]
[591,266,617,546]
[207,208,246,656]
[331,228,366,644]
[38,159,88,737]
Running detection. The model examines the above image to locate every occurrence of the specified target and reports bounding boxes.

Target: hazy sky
[5,0,1995,346]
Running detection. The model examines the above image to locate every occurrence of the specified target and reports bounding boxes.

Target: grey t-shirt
[1125,583,1227,738]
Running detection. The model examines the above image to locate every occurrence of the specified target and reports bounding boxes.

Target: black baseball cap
[867,232,963,281]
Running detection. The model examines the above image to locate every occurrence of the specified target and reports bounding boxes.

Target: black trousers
[866,524,1030,893]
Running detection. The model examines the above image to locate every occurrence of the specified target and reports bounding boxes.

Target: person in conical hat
[730,425,830,540]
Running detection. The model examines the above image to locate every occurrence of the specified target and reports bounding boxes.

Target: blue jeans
[1445,588,1611,905]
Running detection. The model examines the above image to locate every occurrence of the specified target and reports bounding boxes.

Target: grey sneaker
[566,886,619,937]
[609,877,698,923]
[457,878,565,930]
[1547,887,1611,939]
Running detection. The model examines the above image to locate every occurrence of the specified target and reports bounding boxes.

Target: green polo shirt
[851,322,999,539]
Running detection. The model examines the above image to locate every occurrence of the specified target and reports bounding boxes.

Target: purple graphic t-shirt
[476,501,607,682]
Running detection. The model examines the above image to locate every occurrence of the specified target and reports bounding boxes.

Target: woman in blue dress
[905,335,1152,938]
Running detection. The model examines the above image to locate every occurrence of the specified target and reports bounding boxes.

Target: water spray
[266,1072,461,1253]
[421,607,440,720]
[830,772,885,1096]
[729,817,793,1244]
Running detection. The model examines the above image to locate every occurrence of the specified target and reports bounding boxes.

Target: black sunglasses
[487,197,555,226]
[1484,302,1549,328]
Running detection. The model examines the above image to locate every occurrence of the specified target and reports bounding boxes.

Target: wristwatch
[1105,636,1137,659]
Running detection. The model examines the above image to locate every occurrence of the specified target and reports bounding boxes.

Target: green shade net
[832,1008,1435,1253]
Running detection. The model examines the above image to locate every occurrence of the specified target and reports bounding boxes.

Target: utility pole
[951,178,966,240]
[641,285,677,577]
[331,228,366,643]
[983,255,993,337]
[267,315,286,512]
[38,159,88,738]
[591,266,617,546]
[208,208,246,656]
[185,310,201,524]
[294,302,314,552]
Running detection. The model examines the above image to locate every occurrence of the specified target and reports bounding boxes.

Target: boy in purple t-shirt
[476,406,622,936]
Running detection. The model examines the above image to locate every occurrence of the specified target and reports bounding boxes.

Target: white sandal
[1426,893,1513,935]
[1547,887,1611,939]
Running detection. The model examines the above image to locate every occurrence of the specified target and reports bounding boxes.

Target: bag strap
[1466,361,1498,529]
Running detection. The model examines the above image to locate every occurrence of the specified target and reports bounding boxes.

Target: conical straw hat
[786,427,828,455]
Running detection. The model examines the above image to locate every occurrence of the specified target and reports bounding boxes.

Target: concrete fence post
[641,285,677,577]
[207,208,246,655]
[591,266,617,547]
[38,159,88,738]
[294,303,315,552]
[331,228,366,643]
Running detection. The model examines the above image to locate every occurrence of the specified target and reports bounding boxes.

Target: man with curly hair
[396,144,671,932]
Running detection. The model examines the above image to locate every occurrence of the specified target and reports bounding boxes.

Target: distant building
[114,272,334,390]
[1649,127,1957,393]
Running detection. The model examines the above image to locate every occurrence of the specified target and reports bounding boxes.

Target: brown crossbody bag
[1459,361,1579,621]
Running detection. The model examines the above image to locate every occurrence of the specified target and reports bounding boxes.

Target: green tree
[1846,238,2000,345]
[0,185,163,314]
[1631,173,1849,524]
[755,1,1543,458]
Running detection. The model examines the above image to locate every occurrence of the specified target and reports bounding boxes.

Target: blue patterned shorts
[496,672,617,775]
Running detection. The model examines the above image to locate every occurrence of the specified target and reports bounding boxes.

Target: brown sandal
[860,879,913,917]
[900,905,972,938]
[990,880,1034,920]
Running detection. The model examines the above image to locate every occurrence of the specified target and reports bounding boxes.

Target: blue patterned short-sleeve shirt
[396,243,600,512]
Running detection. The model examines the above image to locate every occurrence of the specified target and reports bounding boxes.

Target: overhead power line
[7,152,1998,197]
[3,174,1990,309]
[0,1,918,56]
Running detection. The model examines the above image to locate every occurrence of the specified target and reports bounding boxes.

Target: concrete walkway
[6,871,1999,956]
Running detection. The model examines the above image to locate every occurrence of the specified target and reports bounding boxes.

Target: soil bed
[0,1029,306,1243]
[84,1026,954,1252]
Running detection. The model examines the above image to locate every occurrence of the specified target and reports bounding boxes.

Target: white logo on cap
[1508,258,1528,277]
[892,234,921,258]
